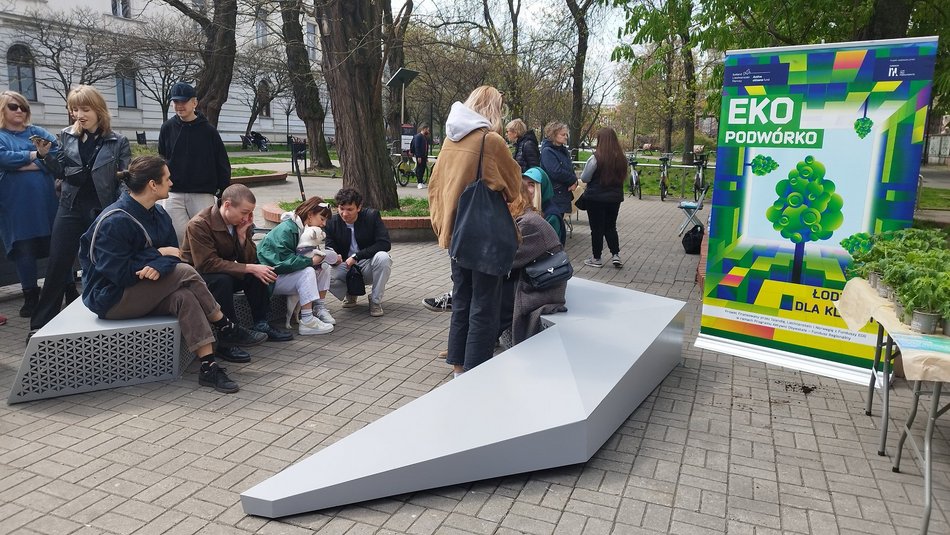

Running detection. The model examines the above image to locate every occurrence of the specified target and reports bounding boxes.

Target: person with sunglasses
[29,85,131,336]
[0,91,58,317]
[257,196,339,335]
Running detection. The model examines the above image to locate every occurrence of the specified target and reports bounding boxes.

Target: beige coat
[428,128,522,250]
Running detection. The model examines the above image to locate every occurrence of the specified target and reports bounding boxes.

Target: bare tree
[314,0,398,210]
[123,15,204,120]
[233,44,292,136]
[382,1,414,139]
[277,0,333,169]
[16,8,123,104]
[564,0,598,156]
[160,0,238,127]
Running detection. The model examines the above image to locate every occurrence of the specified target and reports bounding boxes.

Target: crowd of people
[0,80,626,389]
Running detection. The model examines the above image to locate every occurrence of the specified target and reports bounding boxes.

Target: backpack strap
[88,208,153,266]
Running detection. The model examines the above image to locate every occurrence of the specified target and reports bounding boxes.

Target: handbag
[524,250,573,289]
[449,132,518,276]
[574,191,589,211]
[682,224,704,255]
[346,264,367,296]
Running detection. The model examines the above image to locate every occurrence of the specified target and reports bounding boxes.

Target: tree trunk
[382,0,413,141]
[566,0,590,158]
[854,0,912,40]
[279,0,332,169]
[245,103,260,137]
[663,47,674,154]
[792,241,805,284]
[161,0,238,128]
[315,0,398,210]
[679,14,696,166]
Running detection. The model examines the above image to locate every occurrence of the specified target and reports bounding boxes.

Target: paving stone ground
[2,173,950,534]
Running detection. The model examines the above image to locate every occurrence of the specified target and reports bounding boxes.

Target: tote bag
[449,133,518,276]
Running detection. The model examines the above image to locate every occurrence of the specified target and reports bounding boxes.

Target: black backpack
[682,225,704,255]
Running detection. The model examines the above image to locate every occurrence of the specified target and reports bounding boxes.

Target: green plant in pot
[900,274,945,334]
[881,259,915,300]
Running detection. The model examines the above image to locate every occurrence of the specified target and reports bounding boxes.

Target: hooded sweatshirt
[427,102,522,250]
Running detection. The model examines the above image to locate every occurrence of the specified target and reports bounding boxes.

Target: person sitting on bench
[181,183,293,363]
[78,155,249,394]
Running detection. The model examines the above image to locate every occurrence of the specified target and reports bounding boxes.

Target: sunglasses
[6,103,28,112]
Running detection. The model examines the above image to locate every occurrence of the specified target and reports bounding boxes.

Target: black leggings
[587,200,621,259]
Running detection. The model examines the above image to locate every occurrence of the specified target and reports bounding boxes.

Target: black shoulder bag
[524,250,573,289]
[449,133,518,276]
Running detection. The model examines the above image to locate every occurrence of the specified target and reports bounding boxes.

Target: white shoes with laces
[299,315,333,335]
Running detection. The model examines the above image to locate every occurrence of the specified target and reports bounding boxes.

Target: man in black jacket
[410,124,430,189]
[158,82,231,244]
[324,188,392,317]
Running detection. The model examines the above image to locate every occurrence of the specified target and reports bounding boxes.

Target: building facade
[0,0,334,145]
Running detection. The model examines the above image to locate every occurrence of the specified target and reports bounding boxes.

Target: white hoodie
[444,102,492,142]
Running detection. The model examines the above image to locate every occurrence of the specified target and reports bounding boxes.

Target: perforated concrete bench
[8,292,286,404]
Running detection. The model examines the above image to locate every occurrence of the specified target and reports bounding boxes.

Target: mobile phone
[29,135,42,142]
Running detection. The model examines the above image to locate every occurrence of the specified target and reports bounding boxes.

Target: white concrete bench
[8,292,285,404]
[242,277,686,518]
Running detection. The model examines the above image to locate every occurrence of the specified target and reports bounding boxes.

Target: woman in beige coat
[428,86,521,376]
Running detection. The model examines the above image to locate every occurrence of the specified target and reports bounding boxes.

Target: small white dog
[285,225,328,328]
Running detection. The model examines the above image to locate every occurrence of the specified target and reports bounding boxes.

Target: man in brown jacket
[181,184,293,362]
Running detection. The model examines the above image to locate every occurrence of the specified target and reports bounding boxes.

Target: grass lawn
[229,154,292,164]
[277,196,428,217]
[918,187,950,210]
[232,167,277,177]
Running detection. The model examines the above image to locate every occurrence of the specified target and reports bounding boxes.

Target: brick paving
[2,173,950,534]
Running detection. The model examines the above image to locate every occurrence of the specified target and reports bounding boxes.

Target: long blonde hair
[508,180,537,218]
[463,85,505,133]
[67,85,111,134]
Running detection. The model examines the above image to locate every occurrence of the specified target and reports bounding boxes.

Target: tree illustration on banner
[749,154,779,176]
[765,155,844,284]
[854,98,873,139]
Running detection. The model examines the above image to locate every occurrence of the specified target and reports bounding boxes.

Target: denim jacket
[46,127,131,211]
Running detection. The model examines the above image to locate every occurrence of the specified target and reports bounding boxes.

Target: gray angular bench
[8,292,285,404]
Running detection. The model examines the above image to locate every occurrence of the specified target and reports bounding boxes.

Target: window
[306,23,317,61]
[7,45,36,101]
[255,9,267,46]
[115,60,137,108]
[112,0,132,18]
[257,80,271,118]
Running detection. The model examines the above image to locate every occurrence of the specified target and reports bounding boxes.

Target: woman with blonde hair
[429,85,522,376]
[0,90,58,316]
[30,85,131,334]
[539,121,576,244]
[505,118,540,172]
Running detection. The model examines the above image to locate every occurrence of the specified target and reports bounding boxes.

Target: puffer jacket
[46,127,131,211]
[539,139,577,214]
[513,130,540,172]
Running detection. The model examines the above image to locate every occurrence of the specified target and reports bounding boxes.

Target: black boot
[64,283,80,306]
[19,287,40,317]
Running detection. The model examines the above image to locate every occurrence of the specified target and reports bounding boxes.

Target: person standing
[29,86,131,333]
[0,91,58,317]
[324,188,393,317]
[410,124,430,189]
[181,184,293,362]
[428,85,521,376]
[158,82,231,245]
[539,121,577,244]
[506,119,540,172]
[579,127,627,268]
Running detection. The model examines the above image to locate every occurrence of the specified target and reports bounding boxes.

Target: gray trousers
[162,192,216,246]
[105,263,220,353]
[328,251,393,303]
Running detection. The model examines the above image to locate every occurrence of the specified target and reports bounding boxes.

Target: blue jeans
[447,260,504,371]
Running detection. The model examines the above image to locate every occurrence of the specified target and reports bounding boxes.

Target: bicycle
[658,153,672,201]
[390,142,415,187]
[692,153,708,201]
[627,154,641,199]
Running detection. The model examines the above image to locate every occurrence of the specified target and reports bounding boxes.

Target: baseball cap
[169,82,196,102]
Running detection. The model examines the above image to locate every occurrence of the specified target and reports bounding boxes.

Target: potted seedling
[900,275,945,334]
[881,259,916,301]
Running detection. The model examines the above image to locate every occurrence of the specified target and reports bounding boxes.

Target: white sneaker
[316,308,336,325]
[417,183,426,189]
[298,316,333,335]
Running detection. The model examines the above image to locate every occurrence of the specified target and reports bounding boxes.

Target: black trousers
[446,260,504,371]
[202,272,271,325]
[31,192,100,330]
[587,200,621,259]
[414,157,427,184]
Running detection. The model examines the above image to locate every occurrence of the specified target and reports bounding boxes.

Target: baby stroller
[249,131,269,152]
